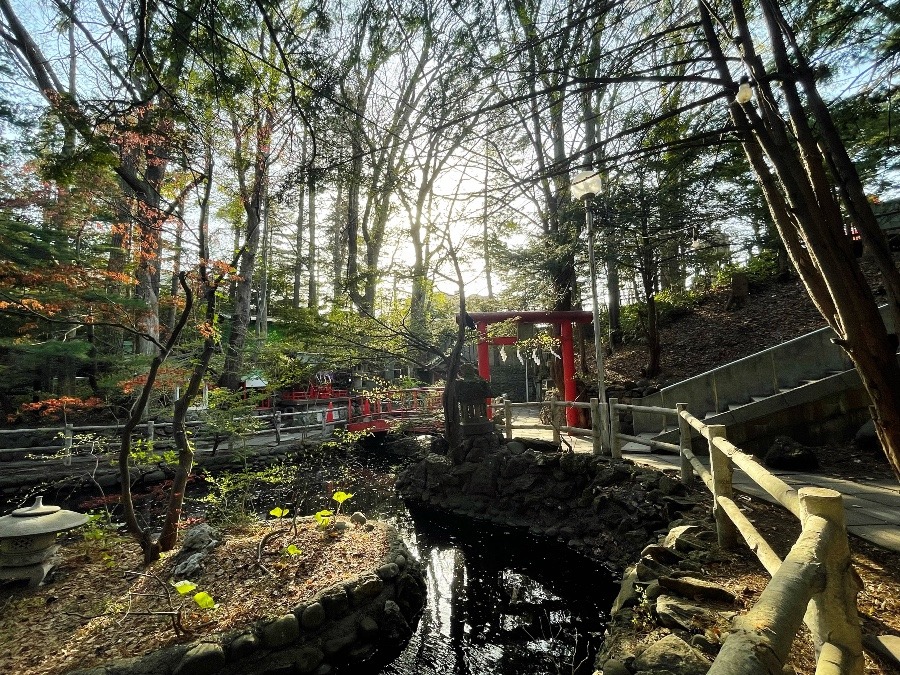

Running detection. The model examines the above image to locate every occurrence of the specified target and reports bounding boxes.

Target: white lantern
[571,170,604,200]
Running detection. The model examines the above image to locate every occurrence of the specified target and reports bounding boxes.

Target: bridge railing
[609,399,863,675]
[344,387,444,432]
[0,387,447,459]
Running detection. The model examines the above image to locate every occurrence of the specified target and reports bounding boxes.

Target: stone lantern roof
[0,496,89,538]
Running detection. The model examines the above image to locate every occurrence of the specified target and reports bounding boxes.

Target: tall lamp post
[572,170,608,449]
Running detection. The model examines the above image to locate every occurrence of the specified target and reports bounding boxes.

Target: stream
[5,442,619,675]
[368,505,618,675]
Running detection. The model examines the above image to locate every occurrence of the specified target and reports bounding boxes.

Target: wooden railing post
[63,423,73,466]
[551,394,561,444]
[590,398,601,455]
[504,398,513,441]
[274,411,282,445]
[708,424,737,549]
[676,403,693,486]
[146,419,155,444]
[799,487,864,675]
[609,398,622,459]
[600,401,611,455]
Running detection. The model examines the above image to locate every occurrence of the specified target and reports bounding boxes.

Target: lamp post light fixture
[571,169,608,432]
[735,76,753,105]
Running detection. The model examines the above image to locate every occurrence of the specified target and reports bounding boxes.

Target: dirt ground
[0,517,390,675]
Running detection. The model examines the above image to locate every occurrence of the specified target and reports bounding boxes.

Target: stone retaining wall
[396,432,703,571]
[67,527,426,675]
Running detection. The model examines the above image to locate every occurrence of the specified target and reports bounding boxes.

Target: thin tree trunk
[166,205,184,336]
[308,169,317,308]
[293,135,306,309]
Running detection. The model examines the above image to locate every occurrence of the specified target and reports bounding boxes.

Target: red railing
[344,387,444,432]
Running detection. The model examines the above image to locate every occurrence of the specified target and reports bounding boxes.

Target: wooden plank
[616,433,680,453]
[683,446,713,491]
[615,403,678,416]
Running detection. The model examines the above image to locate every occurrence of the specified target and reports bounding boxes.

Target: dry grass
[0,517,389,675]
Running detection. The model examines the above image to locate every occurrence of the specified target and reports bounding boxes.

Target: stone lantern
[0,496,88,587]
[455,379,495,437]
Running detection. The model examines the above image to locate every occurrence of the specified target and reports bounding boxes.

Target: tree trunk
[221,109,267,390]
[166,205,184,336]
[293,134,306,309]
[699,0,900,479]
[331,170,346,308]
[118,272,193,563]
[308,169,317,308]
[158,284,216,552]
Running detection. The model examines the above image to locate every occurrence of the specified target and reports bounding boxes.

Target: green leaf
[332,491,353,505]
[192,591,215,609]
[269,506,289,518]
[314,509,333,527]
[285,544,302,556]
[173,580,197,595]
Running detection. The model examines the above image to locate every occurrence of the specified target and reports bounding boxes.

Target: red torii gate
[461,311,593,426]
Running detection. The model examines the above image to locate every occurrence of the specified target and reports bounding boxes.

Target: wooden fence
[607,400,863,675]
[491,394,612,456]
[0,388,447,459]
[0,404,346,459]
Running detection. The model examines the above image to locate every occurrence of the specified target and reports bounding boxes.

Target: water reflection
[372,508,617,675]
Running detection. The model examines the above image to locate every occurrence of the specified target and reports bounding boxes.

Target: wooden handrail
[493,395,611,456]
[611,400,862,675]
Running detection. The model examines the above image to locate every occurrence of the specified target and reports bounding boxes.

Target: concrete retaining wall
[634,304,892,436]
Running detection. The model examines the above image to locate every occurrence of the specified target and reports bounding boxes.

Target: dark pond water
[366,506,618,675]
[5,444,618,675]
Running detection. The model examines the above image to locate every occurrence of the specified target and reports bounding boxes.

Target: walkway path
[506,404,900,553]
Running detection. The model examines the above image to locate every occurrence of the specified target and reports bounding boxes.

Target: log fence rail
[492,394,863,674]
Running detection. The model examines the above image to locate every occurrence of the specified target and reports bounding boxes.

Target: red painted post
[477,320,492,409]
[560,321,578,426]
[477,321,491,381]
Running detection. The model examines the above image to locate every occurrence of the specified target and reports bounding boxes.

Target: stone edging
[67,525,426,675]
[594,516,741,675]
[397,433,703,570]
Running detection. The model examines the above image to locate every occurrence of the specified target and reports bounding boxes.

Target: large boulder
[632,634,711,675]
[764,436,819,471]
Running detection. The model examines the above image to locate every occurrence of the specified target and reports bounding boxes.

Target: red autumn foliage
[14,396,104,425]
